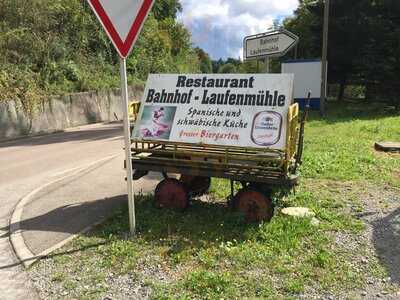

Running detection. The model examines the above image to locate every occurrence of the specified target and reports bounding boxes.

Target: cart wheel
[155,178,189,211]
[233,189,274,222]
[179,175,211,197]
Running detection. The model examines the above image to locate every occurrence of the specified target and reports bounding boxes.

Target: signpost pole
[321,0,330,116]
[120,57,135,235]
[87,0,155,234]
[266,58,270,73]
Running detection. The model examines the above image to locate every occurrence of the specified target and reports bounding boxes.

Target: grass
[31,101,400,299]
[303,102,400,184]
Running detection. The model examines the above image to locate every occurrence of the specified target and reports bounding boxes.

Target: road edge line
[9,154,120,269]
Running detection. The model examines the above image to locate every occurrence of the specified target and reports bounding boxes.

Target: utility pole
[321,0,330,115]
[265,58,270,73]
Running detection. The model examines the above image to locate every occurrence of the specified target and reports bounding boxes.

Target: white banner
[132,74,294,150]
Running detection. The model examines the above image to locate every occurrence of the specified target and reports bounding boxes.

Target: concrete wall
[0,85,144,140]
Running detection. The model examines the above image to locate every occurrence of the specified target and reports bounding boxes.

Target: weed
[32,102,400,298]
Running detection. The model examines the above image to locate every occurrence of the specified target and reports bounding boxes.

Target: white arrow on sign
[244,29,299,61]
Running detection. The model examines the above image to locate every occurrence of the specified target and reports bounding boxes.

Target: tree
[283,0,320,60]
[283,0,400,105]
[218,63,237,74]
[360,0,400,107]
[153,0,182,21]
[195,47,212,73]
[212,59,224,73]
[0,0,207,121]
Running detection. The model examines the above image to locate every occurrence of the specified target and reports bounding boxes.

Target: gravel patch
[30,256,154,300]
[329,182,400,299]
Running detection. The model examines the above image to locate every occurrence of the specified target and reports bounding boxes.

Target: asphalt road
[0,123,135,299]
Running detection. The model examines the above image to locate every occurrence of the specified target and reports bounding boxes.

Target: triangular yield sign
[87,0,155,58]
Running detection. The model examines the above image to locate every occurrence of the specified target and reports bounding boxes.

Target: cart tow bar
[295,91,312,171]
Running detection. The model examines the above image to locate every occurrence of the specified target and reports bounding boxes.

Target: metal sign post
[120,58,135,233]
[87,0,155,235]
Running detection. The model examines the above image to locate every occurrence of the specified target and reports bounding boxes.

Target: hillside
[0,0,203,116]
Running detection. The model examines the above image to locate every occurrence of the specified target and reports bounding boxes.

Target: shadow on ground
[307,100,399,125]
[4,195,127,237]
[0,123,123,148]
[372,208,400,284]
[83,194,254,257]
[1,194,252,269]
[0,195,125,270]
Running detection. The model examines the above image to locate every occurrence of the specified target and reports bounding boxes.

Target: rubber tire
[179,175,211,197]
[155,178,189,211]
[233,188,274,223]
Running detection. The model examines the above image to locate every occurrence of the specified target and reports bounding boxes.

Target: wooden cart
[129,102,307,222]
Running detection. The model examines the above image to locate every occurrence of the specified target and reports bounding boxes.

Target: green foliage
[283,0,321,60]
[213,58,242,74]
[153,0,182,21]
[0,66,45,127]
[182,271,234,299]
[283,0,400,104]
[0,0,204,120]
[218,63,237,74]
[127,15,200,80]
[195,47,213,73]
[212,57,282,74]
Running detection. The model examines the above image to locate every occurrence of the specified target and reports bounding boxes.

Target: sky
[178,0,299,60]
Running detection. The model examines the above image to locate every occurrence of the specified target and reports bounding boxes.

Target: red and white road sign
[87,0,155,58]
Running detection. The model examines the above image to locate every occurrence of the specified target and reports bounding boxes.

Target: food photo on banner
[132,74,294,150]
[139,106,177,140]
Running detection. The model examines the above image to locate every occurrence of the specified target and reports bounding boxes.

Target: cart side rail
[129,100,141,121]
[285,103,300,171]
[131,141,286,170]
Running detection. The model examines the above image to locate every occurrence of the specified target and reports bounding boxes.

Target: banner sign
[132,74,294,150]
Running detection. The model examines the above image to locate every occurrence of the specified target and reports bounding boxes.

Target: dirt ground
[327,181,400,299]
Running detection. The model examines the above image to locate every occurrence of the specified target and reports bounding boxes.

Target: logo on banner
[251,111,283,146]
